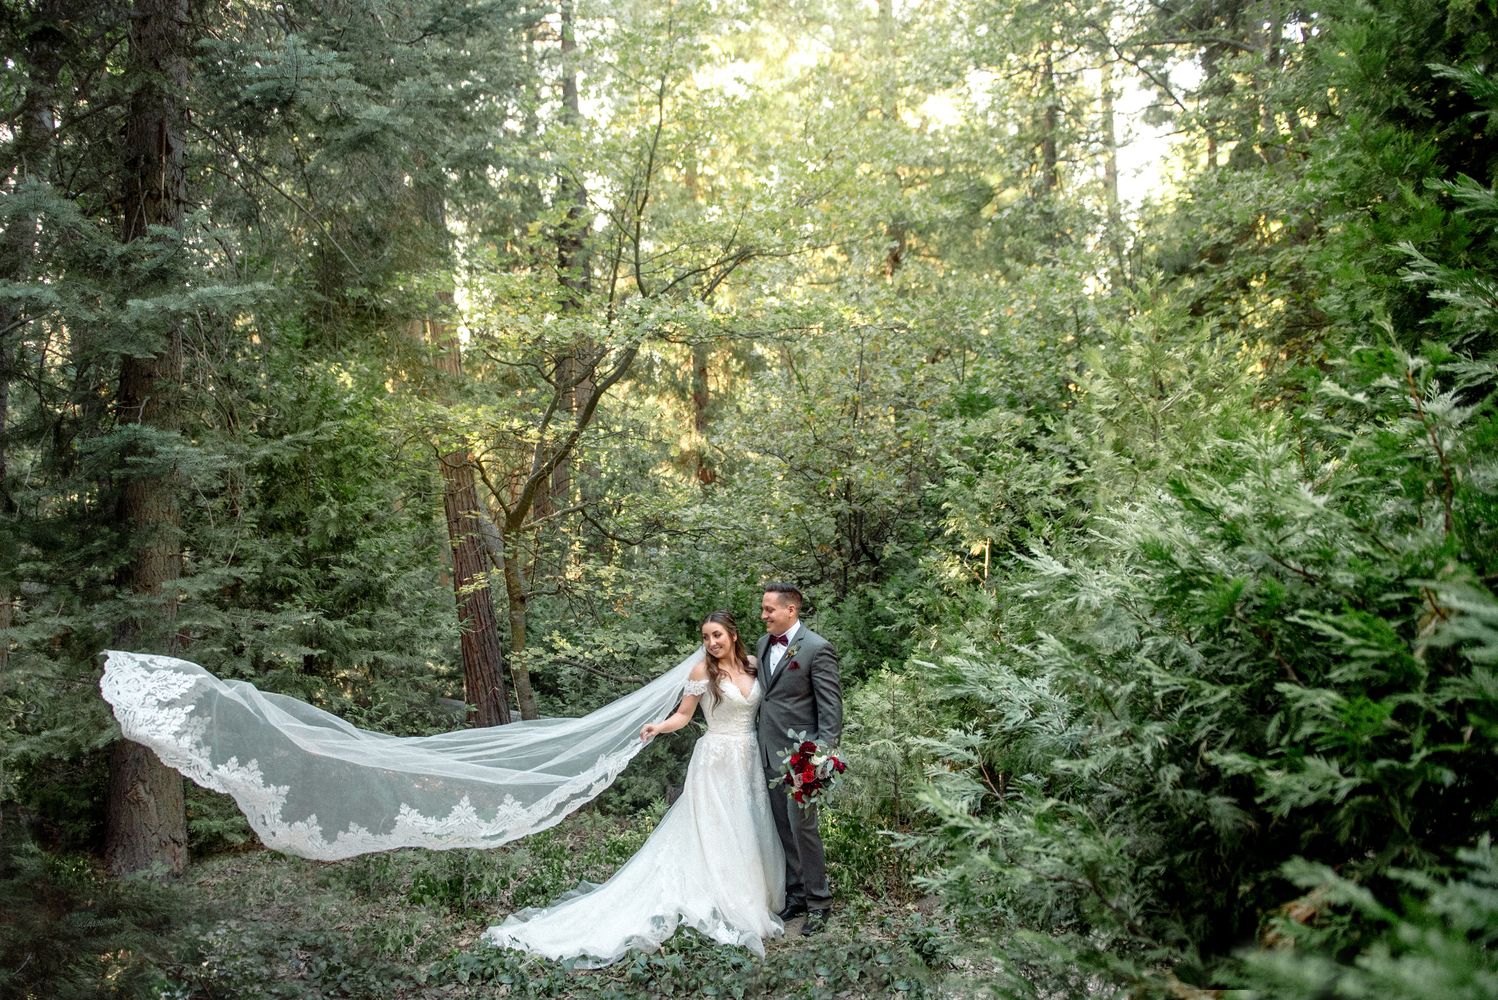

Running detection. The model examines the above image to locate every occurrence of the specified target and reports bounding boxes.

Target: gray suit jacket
[755,625,842,772]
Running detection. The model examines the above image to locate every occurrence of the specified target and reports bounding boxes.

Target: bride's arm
[640,661,709,741]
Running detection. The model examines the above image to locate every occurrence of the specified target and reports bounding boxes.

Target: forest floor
[151,807,984,1000]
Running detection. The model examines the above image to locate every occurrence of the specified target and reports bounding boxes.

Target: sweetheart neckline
[720,674,757,701]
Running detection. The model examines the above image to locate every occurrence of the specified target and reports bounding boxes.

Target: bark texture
[427,304,514,727]
[105,0,191,878]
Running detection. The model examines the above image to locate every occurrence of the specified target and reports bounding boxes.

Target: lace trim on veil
[100,648,701,861]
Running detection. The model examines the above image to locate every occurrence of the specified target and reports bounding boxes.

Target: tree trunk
[1201,42,1222,169]
[1100,59,1125,285]
[680,146,715,485]
[1039,37,1060,194]
[427,304,514,727]
[690,340,715,484]
[1257,0,1283,164]
[439,443,512,727]
[549,0,592,515]
[877,0,907,277]
[105,737,187,875]
[105,0,191,878]
[500,535,538,719]
[557,0,589,310]
[410,160,514,727]
[0,597,11,675]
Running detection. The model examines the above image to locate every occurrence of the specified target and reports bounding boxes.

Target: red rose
[792,790,804,803]
[788,753,804,768]
[799,741,817,754]
[833,759,846,773]
[800,765,817,783]
[783,774,794,785]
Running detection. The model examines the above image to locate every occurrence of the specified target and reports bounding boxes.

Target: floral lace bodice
[682,676,760,737]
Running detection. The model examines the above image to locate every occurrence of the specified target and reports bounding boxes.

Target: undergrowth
[3,802,954,1000]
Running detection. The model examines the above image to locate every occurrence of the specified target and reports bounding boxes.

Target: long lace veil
[100,647,702,861]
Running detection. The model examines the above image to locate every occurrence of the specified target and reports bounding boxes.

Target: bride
[99,610,785,967]
[485,610,784,965]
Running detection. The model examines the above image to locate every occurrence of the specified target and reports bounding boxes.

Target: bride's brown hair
[701,610,754,708]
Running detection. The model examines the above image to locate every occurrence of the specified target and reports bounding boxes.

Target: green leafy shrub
[917,339,1498,992]
[1239,840,1498,999]
[0,840,189,1000]
[904,10,1498,995]
[439,913,947,999]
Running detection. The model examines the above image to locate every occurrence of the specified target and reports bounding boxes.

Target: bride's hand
[640,723,660,742]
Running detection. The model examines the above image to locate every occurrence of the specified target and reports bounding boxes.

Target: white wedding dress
[98,648,783,967]
[484,675,785,966]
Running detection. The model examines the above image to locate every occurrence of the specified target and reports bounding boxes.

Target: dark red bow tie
[770,634,789,646]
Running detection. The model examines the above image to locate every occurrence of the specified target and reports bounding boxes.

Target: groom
[755,582,842,935]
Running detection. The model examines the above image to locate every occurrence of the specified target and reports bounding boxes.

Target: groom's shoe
[800,909,830,936]
[776,901,808,921]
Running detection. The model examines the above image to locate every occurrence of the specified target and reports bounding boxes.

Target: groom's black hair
[763,581,804,611]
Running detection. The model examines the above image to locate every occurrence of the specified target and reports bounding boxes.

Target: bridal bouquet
[775,732,846,807]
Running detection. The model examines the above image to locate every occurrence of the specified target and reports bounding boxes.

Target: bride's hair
[701,610,754,708]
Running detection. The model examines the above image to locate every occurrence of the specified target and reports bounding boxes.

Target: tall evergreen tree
[103,0,193,877]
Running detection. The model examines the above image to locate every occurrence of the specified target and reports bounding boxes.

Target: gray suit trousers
[767,773,832,911]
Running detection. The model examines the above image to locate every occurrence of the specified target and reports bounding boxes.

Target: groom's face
[760,592,798,636]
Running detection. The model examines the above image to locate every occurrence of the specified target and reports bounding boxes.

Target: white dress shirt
[767,621,802,675]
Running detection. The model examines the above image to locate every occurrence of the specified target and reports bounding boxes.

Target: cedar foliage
[898,1,1498,993]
